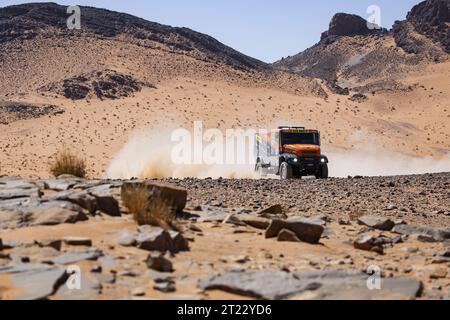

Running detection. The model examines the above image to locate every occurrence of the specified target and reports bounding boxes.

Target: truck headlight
[320,158,326,163]
[293,158,298,163]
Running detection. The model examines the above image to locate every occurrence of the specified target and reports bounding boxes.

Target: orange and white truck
[255,126,329,179]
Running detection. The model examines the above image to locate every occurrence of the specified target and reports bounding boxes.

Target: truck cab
[255,126,329,179]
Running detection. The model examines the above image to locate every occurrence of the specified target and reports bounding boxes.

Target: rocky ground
[0,173,449,300]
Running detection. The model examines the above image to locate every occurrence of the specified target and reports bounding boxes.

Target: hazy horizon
[0,0,420,62]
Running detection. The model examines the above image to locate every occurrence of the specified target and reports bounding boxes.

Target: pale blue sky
[0,0,420,62]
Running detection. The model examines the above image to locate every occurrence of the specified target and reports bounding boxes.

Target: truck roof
[269,127,320,134]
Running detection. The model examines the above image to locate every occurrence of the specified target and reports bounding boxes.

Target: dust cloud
[106,128,257,179]
[327,147,450,178]
[107,128,450,179]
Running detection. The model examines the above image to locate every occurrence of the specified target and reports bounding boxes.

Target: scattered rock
[146,270,174,283]
[116,231,137,247]
[131,287,146,297]
[338,217,351,225]
[146,253,174,273]
[63,237,92,247]
[154,281,176,293]
[393,224,450,242]
[430,269,448,279]
[256,204,283,216]
[353,234,386,254]
[277,229,301,242]
[265,218,324,244]
[358,215,395,231]
[94,272,116,284]
[36,239,62,251]
[136,227,189,253]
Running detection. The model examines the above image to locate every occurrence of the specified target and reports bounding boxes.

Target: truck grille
[302,151,318,157]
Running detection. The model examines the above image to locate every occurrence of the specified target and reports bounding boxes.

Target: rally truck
[255,126,329,179]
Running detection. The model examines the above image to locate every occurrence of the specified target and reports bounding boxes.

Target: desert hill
[0,2,321,100]
[0,1,448,179]
[274,0,449,94]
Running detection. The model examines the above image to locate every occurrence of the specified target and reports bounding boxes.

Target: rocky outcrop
[0,102,64,125]
[40,70,153,101]
[406,0,450,53]
[321,13,385,43]
[275,1,449,90]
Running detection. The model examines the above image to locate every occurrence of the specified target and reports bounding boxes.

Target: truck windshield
[281,133,320,145]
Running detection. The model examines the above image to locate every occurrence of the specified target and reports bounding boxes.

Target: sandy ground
[0,62,449,179]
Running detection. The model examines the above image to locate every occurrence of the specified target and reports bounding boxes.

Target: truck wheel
[316,164,329,179]
[280,162,293,180]
[256,163,267,178]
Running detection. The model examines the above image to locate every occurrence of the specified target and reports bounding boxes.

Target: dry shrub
[49,148,87,178]
[122,186,178,230]
[348,208,367,221]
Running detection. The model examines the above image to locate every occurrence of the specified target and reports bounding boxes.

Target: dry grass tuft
[122,186,178,230]
[348,208,366,221]
[49,148,87,178]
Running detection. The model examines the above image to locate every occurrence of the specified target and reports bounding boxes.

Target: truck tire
[316,164,329,179]
[280,162,293,180]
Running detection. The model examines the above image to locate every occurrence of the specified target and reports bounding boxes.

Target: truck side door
[270,131,280,168]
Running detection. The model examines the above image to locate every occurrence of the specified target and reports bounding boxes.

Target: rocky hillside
[0,2,266,70]
[0,2,323,103]
[274,0,450,93]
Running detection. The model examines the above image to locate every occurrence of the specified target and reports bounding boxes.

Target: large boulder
[321,13,384,42]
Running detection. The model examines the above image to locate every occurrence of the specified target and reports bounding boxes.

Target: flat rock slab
[291,270,423,300]
[199,269,423,300]
[1,200,87,229]
[39,179,82,191]
[393,224,450,241]
[0,179,37,190]
[199,270,315,299]
[54,275,101,300]
[0,188,41,200]
[49,190,97,214]
[358,215,395,231]
[50,188,120,216]
[265,218,324,244]
[238,215,271,230]
[32,207,87,226]
[51,249,103,265]
[0,263,68,300]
